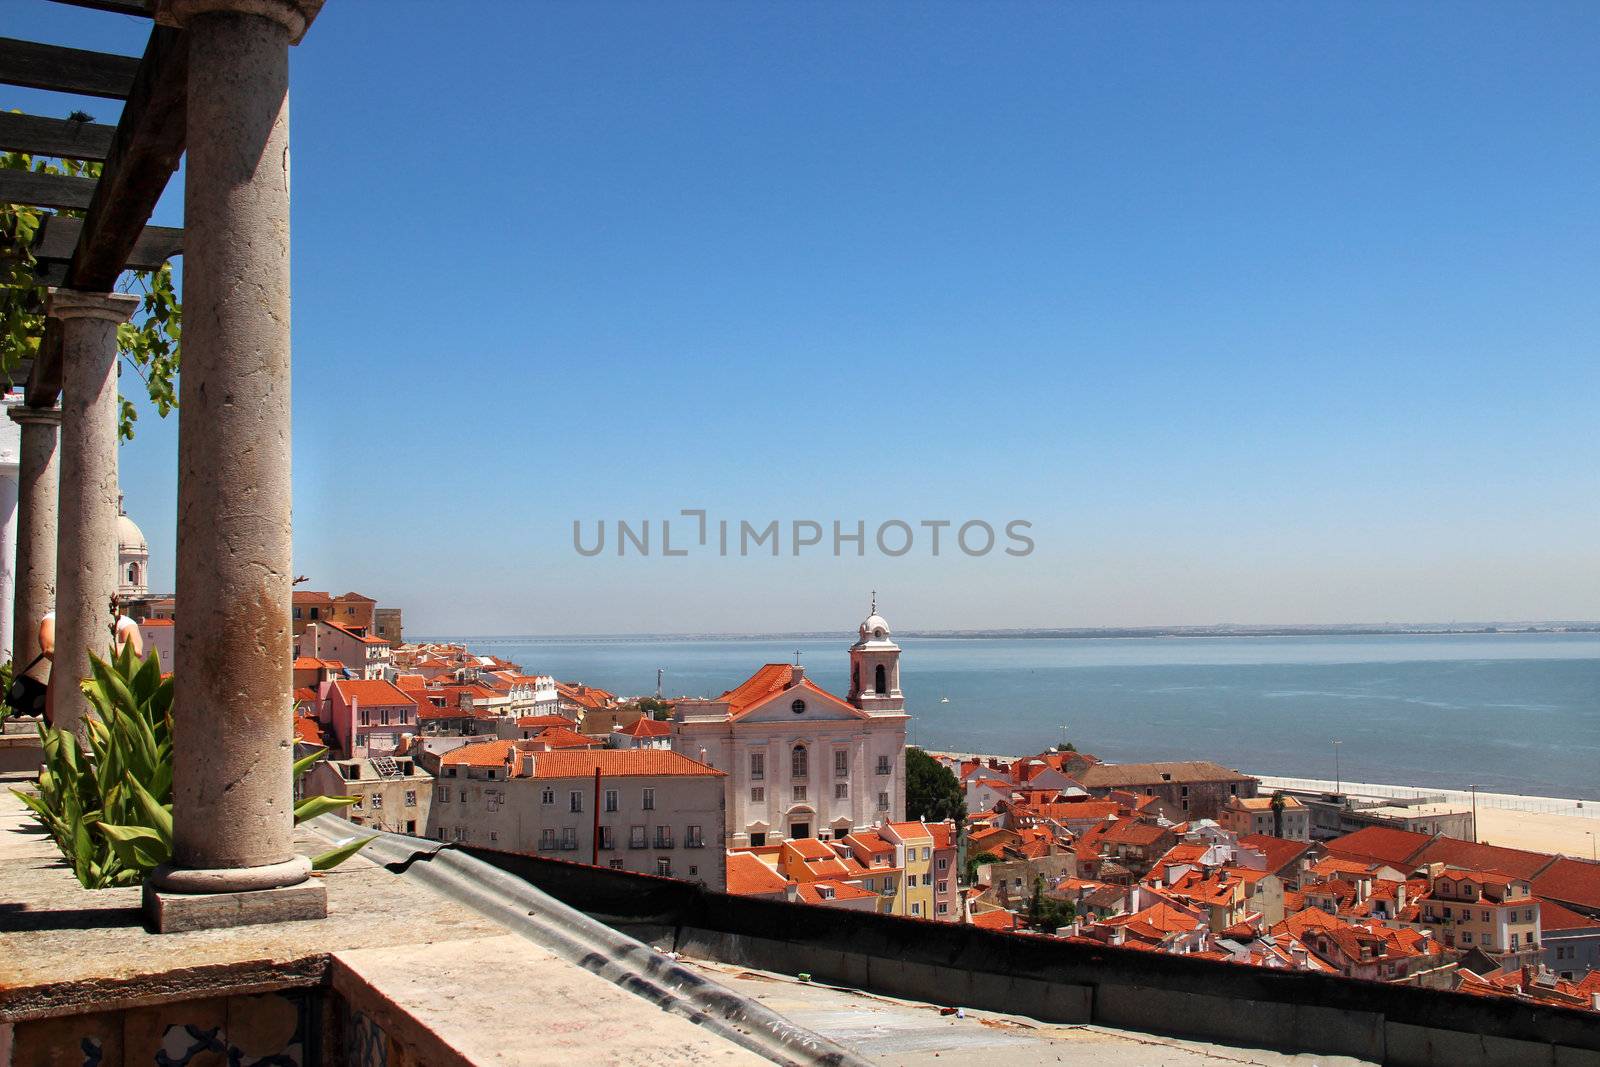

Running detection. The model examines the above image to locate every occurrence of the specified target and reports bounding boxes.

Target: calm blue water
[434,633,1600,800]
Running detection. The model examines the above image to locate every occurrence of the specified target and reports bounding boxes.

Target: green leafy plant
[12,644,371,888]
[2,118,182,440]
[0,659,12,724]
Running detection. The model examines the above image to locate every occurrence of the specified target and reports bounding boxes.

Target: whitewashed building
[672,603,910,847]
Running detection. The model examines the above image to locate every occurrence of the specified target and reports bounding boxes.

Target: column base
[143,878,327,934]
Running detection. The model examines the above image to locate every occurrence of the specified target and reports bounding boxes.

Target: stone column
[145,0,324,932]
[48,289,138,741]
[0,402,19,666]
[7,404,62,676]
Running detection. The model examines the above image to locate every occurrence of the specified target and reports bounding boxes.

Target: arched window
[127,564,138,584]
[791,744,808,779]
[875,664,887,695]
[852,664,860,694]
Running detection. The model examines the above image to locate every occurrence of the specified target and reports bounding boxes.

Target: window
[1482,910,1490,922]
[792,785,807,802]
[835,783,848,800]
[1461,932,1472,944]
[835,750,849,777]
[609,859,624,870]
[790,822,810,839]
[791,699,806,715]
[599,826,615,850]
[750,752,764,781]
[875,664,887,693]
[605,789,619,813]
[459,789,467,803]
[436,786,450,803]
[922,847,930,861]
[750,832,766,847]
[351,794,364,809]
[792,745,808,779]
[937,858,948,871]
[371,794,383,810]
[877,792,890,811]
[358,709,371,726]
[686,825,704,848]
[938,880,948,893]
[876,755,891,775]
[643,788,656,811]
[541,788,554,805]
[657,858,672,877]
[1511,933,1520,949]
[561,827,577,850]
[489,831,498,843]
[655,826,674,848]
[911,902,921,916]
[570,790,583,813]
[1181,786,1189,797]
[540,829,556,851]
[630,826,647,848]
[751,787,765,802]
[922,873,932,887]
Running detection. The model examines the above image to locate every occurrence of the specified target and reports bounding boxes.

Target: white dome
[117,511,148,554]
[861,613,891,638]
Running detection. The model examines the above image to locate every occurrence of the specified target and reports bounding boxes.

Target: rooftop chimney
[789,664,805,687]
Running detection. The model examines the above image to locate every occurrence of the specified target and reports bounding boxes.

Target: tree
[1026,875,1076,934]
[1054,741,1076,752]
[964,849,1000,884]
[3,120,181,440]
[1270,790,1287,839]
[636,696,673,721]
[905,746,965,824]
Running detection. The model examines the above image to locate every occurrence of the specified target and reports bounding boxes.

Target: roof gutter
[307,816,866,1067]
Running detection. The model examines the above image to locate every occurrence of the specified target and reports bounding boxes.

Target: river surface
[430,632,1600,800]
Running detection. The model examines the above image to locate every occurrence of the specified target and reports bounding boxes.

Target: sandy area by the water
[1460,806,1600,859]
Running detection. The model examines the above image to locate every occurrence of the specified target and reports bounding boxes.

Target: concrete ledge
[143,880,328,933]
[0,729,43,774]
[1385,1020,1600,1067]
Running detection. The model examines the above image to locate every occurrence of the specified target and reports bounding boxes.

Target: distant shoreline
[417,625,1600,645]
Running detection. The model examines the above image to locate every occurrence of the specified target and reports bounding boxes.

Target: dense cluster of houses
[283,592,1600,1008]
[924,748,1600,1009]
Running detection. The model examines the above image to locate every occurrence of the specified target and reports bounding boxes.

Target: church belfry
[848,593,903,715]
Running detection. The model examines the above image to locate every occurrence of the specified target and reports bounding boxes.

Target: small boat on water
[939,696,950,703]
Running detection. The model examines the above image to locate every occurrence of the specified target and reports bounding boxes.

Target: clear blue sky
[18,2,1600,635]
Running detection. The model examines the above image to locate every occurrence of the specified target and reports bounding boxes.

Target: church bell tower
[848,593,903,715]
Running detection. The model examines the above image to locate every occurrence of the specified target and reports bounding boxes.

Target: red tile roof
[796,880,875,904]
[1324,826,1433,867]
[516,714,574,729]
[971,909,1019,931]
[1238,834,1311,875]
[719,664,865,720]
[331,679,419,708]
[441,740,515,768]
[1411,838,1552,881]
[726,852,792,897]
[1531,857,1600,912]
[617,717,671,738]
[528,726,602,749]
[520,749,725,779]
[1531,898,1600,931]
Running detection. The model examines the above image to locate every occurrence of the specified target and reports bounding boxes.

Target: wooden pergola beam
[0,37,140,99]
[0,167,99,210]
[24,25,187,407]
[37,215,183,270]
[65,27,187,292]
[44,0,153,15]
[0,112,118,161]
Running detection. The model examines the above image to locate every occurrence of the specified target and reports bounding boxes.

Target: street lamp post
[1469,784,1479,843]
[1332,740,1343,797]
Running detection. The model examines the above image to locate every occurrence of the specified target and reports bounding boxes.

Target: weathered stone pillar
[0,402,19,666]
[48,289,138,741]
[145,0,325,932]
[7,403,62,676]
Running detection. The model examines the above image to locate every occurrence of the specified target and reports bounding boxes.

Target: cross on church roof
[793,649,803,666]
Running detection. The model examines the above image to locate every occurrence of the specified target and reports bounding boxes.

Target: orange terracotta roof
[1539,898,1600,931]
[719,664,865,720]
[1238,834,1311,874]
[726,851,792,896]
[441,740,515,768]
[796,880,875,904]
[331,679,419,708]
[139,618,174,627]
[1532,857,1600,912]
[971,909,1019,931]
[617,717,671,738]
[1324,826,1433,867]
[517,714,576,729]
[528,726,601,749]
[521,749,725,779]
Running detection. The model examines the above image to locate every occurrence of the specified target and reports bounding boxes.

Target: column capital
[8,403,63,428]
[157,0,323,42]
[45,288,140,325]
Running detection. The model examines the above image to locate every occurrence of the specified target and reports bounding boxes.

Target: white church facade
[672,603,909,847]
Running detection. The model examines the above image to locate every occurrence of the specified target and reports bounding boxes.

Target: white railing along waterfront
[1255,775,1600,820]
